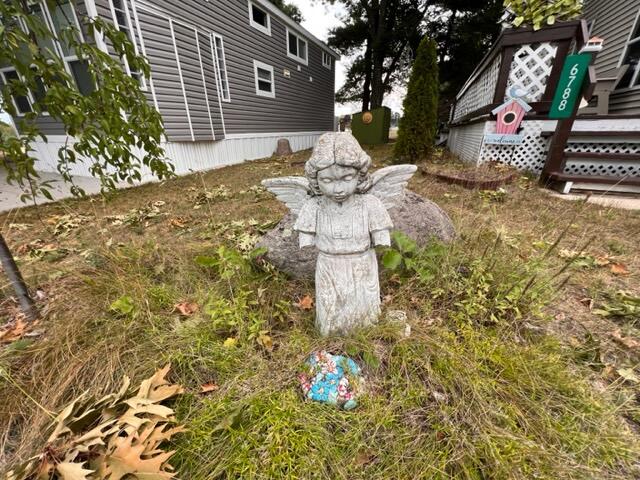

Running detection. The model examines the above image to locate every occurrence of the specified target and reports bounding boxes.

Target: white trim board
[253,60,276,98]
[247,1,271,36]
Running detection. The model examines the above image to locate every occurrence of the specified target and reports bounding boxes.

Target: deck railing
[451,21,589,125]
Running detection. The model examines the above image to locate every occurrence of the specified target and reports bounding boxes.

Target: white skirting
[31,131,326,178]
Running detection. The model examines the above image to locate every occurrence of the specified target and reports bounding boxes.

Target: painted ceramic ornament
[299,351,362,410]
[263,132,417,336]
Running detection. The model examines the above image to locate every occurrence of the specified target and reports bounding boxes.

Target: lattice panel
[566,143,640,155]
[506,43,558,102]
[453,55,501,122]
[478,120,554,174]
[564,160,640,177]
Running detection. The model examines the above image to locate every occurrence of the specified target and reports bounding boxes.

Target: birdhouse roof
[491,98,532,115]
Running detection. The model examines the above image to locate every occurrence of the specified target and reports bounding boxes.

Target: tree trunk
[370,51,385,109]
[0,233,39,321]
[439,9,458,64]
[362,38,373,111]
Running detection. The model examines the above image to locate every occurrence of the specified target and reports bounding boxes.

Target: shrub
[394,37,439,163]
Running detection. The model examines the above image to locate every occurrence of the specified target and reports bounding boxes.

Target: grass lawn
[1,144,639,479]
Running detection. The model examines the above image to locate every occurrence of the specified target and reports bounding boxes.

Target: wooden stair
[541,129,640,194]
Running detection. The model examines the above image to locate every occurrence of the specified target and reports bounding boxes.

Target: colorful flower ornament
[299,351,362,410]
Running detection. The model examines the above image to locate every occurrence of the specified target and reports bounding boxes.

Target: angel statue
[263,132,417,336]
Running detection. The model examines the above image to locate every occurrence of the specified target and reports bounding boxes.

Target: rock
[275,138,293,156]
[257,190,455,280]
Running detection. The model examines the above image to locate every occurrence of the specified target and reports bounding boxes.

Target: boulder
[257,190,455,280]
[275,138,293,156]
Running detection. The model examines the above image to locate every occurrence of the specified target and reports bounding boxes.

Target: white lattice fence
[564,160,640,177]
[453,55,501,122]
[506,43,558,102]
[563,142,640,178]
[478,120,557,174]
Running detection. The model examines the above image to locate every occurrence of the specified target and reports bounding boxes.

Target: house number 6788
[557,64,581,112]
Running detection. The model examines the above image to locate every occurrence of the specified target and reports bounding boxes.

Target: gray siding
[584,0,640,114]
[94,0,336,140]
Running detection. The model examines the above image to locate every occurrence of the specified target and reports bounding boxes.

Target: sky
[287,0,406,115]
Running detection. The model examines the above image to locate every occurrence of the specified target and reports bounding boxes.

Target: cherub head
[305,132,372,203]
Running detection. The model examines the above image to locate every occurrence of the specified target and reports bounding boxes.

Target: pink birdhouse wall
[495,100,526,134]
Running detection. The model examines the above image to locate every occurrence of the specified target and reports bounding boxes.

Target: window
[213,34,230,102]
[47,0,95,95]
[322,51,332,69]
[0,69,32,114]
[253,60,275,98]
[618,10,640,89]
[248,2,270,36]
[108,0,146,89]
[287,29,307,64]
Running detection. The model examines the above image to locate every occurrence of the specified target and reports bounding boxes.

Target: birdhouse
[491,97,532,135]
[580,36,604,54]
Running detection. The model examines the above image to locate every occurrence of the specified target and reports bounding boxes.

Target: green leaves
[382,250,403,270]
[381,232,418,272]
[394,37,439,162]
[0,1,173,202]
[503,0,583,30]
[110,295,135,316]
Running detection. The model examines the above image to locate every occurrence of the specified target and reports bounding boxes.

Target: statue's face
[317,164,359,203]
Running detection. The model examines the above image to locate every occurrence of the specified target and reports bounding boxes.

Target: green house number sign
[549,53,592,119]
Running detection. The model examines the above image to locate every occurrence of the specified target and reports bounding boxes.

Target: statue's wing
[262,176,311,216]
[368,165,418,209]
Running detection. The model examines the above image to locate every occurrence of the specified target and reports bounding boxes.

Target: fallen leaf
[200,383,219,394]
[173,302,199,317]
[223,337,237,348]
[0,318,28,344]
[55,461,94,480]
[354,450,375,466]
[611,263,630,275]
[257,333,274,352]
[169,217,188,229]
[594,256,611,267]
[617,368,640,384]
[295,295,314,311]
[611,330,640,350]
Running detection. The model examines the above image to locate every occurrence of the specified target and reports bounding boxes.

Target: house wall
[584,0,640,115]
[91,0,336,140]
[30,131,324,177]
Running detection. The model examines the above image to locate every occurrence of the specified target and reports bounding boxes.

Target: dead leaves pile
[558,249,631,275]
[5,365,184,480]
[189,185,232,209]
[105,201,166,228]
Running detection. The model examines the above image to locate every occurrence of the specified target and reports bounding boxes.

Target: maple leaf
[55,461,94,480]
[295,295,314,311]
[173,302,199,317]
[611,263,630,275]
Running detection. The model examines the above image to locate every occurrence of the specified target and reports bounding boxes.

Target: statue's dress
[295,194,392,336]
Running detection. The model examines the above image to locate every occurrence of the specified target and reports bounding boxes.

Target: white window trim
[322,51,332,69]
[0,68,32,116]
[39,0,88,87]
[107,0,147,90]
[213,34,231,102]
[286,28,308,65]
[617,8,640,89]
[248,1,271,36]
[253,60,275,98]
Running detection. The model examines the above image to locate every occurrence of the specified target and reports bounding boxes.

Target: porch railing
[450,20,589,125]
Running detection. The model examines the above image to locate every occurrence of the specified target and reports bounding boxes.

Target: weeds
[1,145,639,479]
